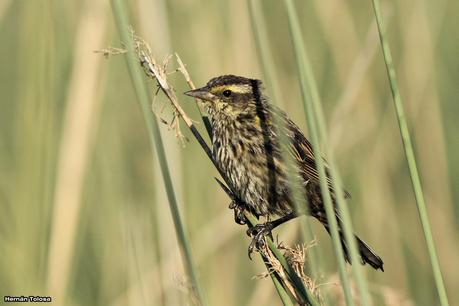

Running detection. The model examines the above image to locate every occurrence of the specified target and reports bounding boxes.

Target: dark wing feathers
[273,107,351,199]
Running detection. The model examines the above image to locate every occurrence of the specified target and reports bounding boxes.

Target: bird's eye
[222,90,232,97]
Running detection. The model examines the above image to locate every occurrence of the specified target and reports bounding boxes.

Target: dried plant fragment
[94,46,126,58]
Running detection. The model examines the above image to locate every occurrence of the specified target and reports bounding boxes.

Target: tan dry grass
[46,0,108,302]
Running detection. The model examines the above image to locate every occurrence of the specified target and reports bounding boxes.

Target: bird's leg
[246,212,298,259]
[215,177,249,225]
[229,200,248,225]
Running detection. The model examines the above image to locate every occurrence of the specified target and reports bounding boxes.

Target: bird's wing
[277,112,351,199]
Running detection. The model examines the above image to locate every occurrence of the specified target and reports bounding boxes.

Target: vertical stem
[110,1,207,305]
[263,256,296,306]
[247,0,322,282]
[283,2,373,306]
[283,0,375,305]
[244,214,321,306]
[371,1,450,305]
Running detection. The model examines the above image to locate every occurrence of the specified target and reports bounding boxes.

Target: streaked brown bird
[185,75,383,271]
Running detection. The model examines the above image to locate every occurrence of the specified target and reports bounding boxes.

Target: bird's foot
[246,222,274,259]
[229,200,248,225]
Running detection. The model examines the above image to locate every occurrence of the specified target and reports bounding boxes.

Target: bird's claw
[229,200,248,225]
[246,223,273,260]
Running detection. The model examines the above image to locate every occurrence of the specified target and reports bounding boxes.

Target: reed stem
[110,1,207,305]
[371,1,450,305]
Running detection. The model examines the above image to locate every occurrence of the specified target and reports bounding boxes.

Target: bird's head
[184,75,263,118]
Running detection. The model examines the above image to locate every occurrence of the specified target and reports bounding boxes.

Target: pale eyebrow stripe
[211,84,252,94]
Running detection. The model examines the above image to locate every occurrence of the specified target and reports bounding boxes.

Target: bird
[184,75,384,271]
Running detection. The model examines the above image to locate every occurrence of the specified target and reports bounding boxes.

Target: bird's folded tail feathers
[324,225,384,271]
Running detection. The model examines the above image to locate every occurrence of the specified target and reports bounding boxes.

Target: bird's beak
[184,87,215,102]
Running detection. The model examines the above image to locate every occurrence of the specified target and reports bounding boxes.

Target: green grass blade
[247,0,322,282]
[265,261,296,306]
[283,2,374,306]
[110,1,207,305]
[267,241,320,306]
[244,214,321,306]
[272,278,295,306]
[215,179,318,305]
[247,0,282,105]
[371,1,450,305]
[283,0,371,305]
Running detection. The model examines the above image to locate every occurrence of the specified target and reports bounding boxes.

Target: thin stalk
[247,0,322,285]
[301,32,372,306]
[263,258,296,306]
[271,278,295,306]
[244,213,320,306]
[247,0,282,105]
[284,1,374,306]
[216,180,319,306]
[283,1,361,306]
[110,1,207,305]
[371,1,450,305]
[151,205,167,306]
[176,55,213,140]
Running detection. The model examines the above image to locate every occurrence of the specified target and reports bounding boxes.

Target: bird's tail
[324,225,384,271]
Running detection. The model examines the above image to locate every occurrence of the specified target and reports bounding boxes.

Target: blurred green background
[0,0,458,305]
